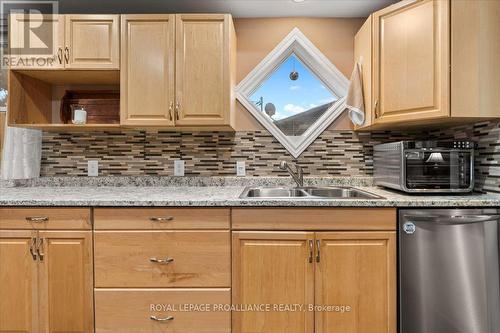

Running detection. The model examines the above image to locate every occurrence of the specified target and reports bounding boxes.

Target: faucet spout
[279,161,304,187]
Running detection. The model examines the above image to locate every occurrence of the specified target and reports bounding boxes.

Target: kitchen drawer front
[94,230,230,287]
[94,208,230,230]
[232,208,397,230]
[95,288,231,333]
[0,208,91,230]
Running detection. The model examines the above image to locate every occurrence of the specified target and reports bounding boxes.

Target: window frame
[236,28,349,158]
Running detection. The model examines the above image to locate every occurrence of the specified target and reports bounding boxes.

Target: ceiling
[58,0,399,18]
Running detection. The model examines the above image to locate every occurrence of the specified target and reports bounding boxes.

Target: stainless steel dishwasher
[400,208,500,333]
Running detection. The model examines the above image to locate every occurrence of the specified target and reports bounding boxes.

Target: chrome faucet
[279,161,304,187]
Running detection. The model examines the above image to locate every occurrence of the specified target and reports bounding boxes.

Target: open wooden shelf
[8,70,121,130]
[9,123,122,132]
[13,70,120,85]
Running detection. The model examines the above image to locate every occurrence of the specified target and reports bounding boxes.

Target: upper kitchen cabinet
[120,14,236,129]
[64,15,120,69]
[9,14,120,70]
[8,14,121,130]
[353,15,373,130]
[450,0,500,119]
[373,0,449,125]
[9,14,65,69]
[356,0,500,130]
[175,14,235,127]
[120,14,175,126]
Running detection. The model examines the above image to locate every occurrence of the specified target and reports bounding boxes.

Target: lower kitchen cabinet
[93,208,232,333]
[0,231,38,333]
[0,207,396,333]
[94,288,231,333]
[38,231,94,333]
[0,230,93,333]
[232,232,315,333]
[232,230,396,333]
[315,232,396,333]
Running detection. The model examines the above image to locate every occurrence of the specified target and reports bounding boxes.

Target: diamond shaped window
[236,28,349,158]
[250,53,338,136]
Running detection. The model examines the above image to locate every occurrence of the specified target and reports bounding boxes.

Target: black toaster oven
[374,141,474,193]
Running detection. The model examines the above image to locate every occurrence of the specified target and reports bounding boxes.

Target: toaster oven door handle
[404,215,500,225]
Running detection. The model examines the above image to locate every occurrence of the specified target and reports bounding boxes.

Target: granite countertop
[0,177,499,207]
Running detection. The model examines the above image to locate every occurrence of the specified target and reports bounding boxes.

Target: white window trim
[236,27,349,158]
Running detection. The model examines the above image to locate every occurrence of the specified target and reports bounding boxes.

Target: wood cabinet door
[232,232,315,333]
[9,14,65,69]
[65,15,119,69]
[120,15,175,126]
[373,0,449,124]
[175,14,232,126]
[0,231,38,333]
[315,232,396,333]
[38,231,93,333]
[353,15,373,130]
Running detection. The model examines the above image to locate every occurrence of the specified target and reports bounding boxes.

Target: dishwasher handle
[404,214,500,225]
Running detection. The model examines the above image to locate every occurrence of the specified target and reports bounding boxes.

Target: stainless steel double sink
[239,186,383,199]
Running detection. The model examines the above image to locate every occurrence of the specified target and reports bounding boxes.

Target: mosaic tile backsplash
[41,120,500,193]
[427,121,500,194]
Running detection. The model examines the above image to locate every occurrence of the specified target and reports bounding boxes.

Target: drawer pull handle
[150,216,174,222]
[150,315,174,322]
[26,216,49,223]
[150,257,174,264]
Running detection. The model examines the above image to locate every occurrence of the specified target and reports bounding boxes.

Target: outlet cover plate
[236,161,246,177]
[174,160,185,177]
[88,160,99,177]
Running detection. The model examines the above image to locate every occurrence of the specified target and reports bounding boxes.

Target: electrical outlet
[174,160,185,177]
[88,160,99,177]
[236,161,246,177]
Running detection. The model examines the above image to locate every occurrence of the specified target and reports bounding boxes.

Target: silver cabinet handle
[308,240,313,263]
[37,238,44,261]
[150,315,174,322]
[150,216,174,222]
[26,216,49,223]
[175,102,180,120]
[150,257,174,264]
[316,240,321,263]
[168,101,174,121]
[57,47,63,64]
[64,46,69,64]
[29,237,37,261]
